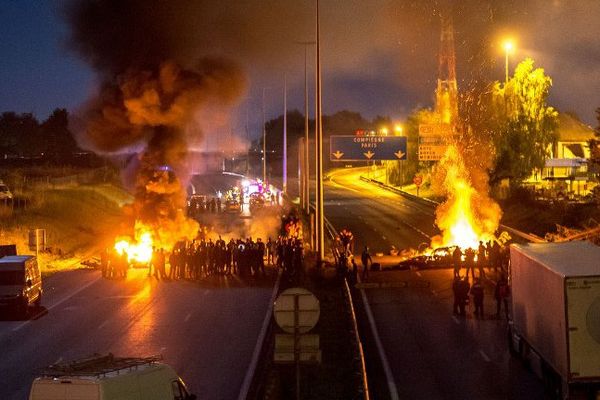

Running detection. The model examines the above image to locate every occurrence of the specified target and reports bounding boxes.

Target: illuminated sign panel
[330,135,407,161]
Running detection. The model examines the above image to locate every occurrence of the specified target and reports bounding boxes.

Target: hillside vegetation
[0,181,130,273]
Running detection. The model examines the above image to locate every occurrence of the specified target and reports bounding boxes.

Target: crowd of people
[451,240,509,280]
[451,240,511,320]
[100,235,304,282]
[452,274,511,320]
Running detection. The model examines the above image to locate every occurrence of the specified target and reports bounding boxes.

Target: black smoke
[63,0,247,242]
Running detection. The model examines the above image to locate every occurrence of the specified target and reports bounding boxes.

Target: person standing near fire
[149,247,158,279]
[257,238,266,275]
[452,276,461,315]
[101,247,110,278]
[361,246,372,281]
[492,241,502,271]
[495,274,510,319]
[452,246,462,278]
[266,237,274,265]
[470,278,484,318]
[464,247,476,281]
[458,277,470,317]
[477,241,487,279]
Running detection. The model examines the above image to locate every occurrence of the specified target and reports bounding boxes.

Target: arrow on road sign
[330,135,407,161]
[332,150,344,159]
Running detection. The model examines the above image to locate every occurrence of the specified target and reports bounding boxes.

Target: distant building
[525,113,597,199]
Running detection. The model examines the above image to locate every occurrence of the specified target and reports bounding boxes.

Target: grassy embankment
[0,172,131,274]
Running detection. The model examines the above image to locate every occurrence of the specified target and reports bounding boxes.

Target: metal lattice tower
[435,14,458,125]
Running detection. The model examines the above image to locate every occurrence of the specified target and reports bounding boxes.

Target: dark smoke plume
[63,0,247,244]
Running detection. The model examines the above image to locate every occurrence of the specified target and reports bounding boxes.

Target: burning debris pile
[430,143,502,250]
[64,1,246,259]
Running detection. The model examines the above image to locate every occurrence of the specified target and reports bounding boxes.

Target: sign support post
[294,294,300,400]
[274,287,321,394]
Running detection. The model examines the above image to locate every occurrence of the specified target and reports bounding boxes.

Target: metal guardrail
[322,216,370,400]
[360,175,546,244]
[343,278,371,400]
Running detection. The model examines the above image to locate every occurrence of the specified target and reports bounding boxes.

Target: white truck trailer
[508,241,600,399]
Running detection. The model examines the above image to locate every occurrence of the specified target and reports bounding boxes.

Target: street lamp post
[262,87,268,183]
[244,97,253,177]
[295,41,316,214]
[315,0,324,264]
[283,76,287,194]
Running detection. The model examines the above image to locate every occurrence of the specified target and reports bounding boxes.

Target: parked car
[225,199,242,213]
[249,193,265,212]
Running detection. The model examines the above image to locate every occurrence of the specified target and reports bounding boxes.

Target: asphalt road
[0,268,276,400]
[324,167,549,400]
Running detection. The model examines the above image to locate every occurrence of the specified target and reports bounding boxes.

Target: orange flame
[114,223,154,263]
[432,145,501,250]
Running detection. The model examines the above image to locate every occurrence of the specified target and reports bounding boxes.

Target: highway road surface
[0,268,276,400]
[324,167,549,400]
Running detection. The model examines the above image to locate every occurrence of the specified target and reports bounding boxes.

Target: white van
[0,255,42,315]
[29,354,197,400]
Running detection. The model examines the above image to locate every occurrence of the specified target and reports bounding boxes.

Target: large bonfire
[430,143,503,251]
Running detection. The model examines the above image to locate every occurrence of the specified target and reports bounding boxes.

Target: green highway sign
[330,135,407,161]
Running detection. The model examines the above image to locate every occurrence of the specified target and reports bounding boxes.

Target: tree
[323,110,370,136]
[41,108,81,160]
[0,112,41,156]
[491,58,558,183]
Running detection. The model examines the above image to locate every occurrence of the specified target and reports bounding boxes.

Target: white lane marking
[53,357,63,364]
[382,236,386,240]
[237,270,282,400]
[358,276,400,400]
[184,312,193,323]
[12,274,102,332]
[401,220,431,239]
[479,350,491,362]
[415,271,422,277]
[452,316,460,325]
[98,320,109,330]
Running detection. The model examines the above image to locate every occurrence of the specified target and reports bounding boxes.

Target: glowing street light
[503,40,515,85]
[394,124,403,135]
[380,127,389,136]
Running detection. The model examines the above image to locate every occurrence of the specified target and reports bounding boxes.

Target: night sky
[1,0,599,143]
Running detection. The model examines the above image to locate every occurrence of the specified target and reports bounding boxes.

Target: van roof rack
[40,353,163,377]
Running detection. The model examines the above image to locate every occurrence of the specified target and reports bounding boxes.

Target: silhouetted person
[361,246,372,281]
[495,274,510,319]
[470,278,484,318]
[452,246,462,278]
